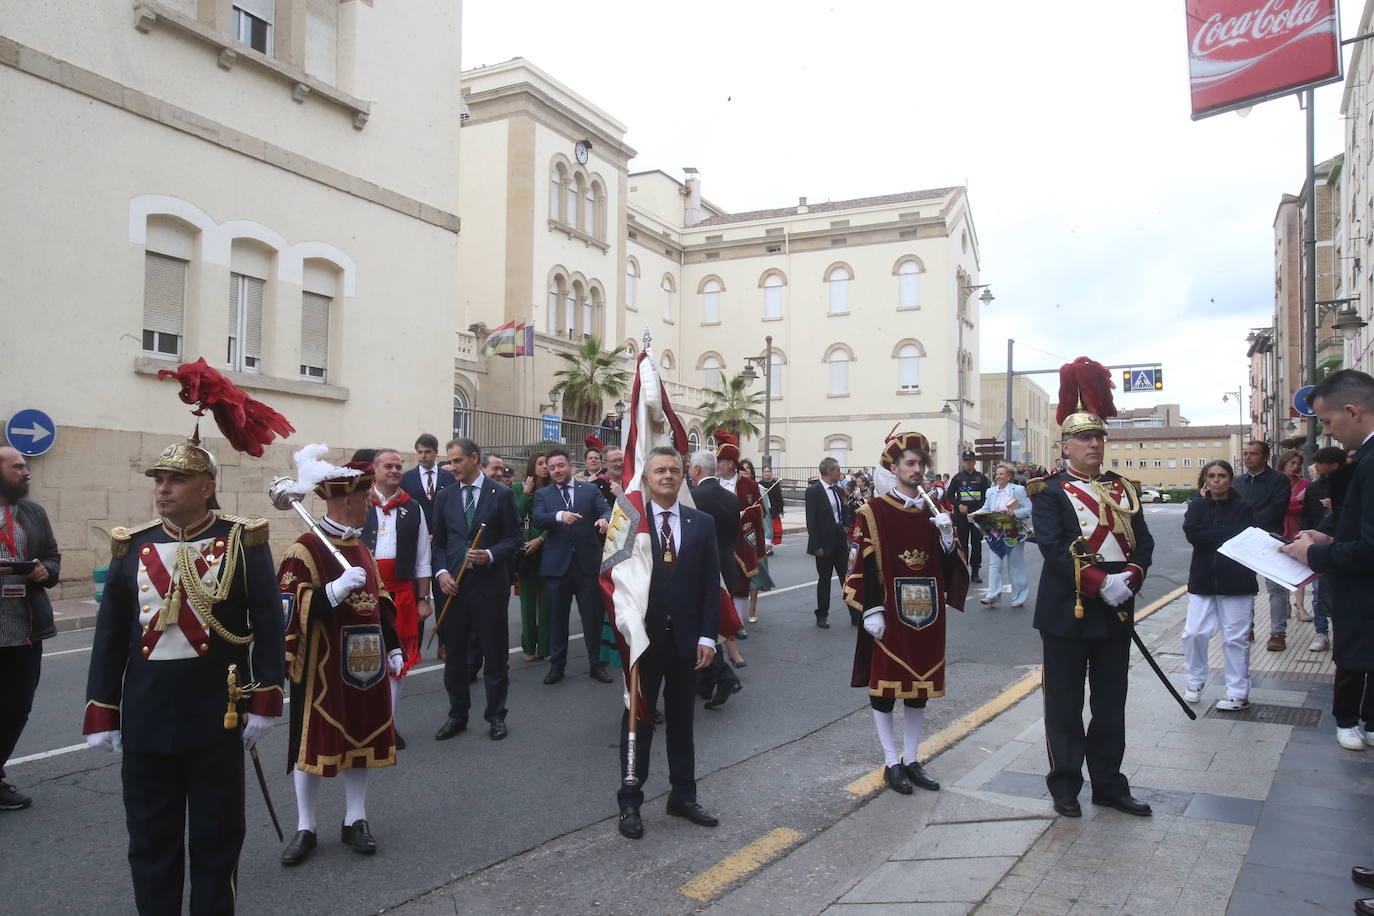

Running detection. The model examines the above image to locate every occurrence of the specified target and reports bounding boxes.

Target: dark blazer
[402,465,456,524]
[761,478,785,518]
[690,478,742,592]
[645,504,721,657]
[4,499,60,641]
[1183,494,1257,596]
[531,478,611,578]
[1031,471,1155,639]
[360,492,426,582]
[1307,436,1374,669]
[430,475,520,596]
[805,479,851,555]
[1235,466,1289,534]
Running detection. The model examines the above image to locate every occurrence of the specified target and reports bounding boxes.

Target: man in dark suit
[1280,371,1374,916]
[402,433,456,525]
[532,447,613,685]
[431,438,520,741]
[617,446,722,840]
[686,450,742,708]
[806,456,854,628]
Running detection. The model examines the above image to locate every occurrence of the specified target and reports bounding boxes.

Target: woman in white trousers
[973,463,1032,607]
[1181,460,1258,711]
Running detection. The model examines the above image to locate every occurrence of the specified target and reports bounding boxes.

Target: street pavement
[2,503,1194,915]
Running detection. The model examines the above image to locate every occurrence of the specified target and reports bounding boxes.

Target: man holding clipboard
[1279,369,1374,914]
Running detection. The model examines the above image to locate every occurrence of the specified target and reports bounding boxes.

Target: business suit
[402,464,456,525]
[532,478,612,674]
[617,502,720,810]
[688,478,743,696]
[431,474,520,725]
[806,479,854,623]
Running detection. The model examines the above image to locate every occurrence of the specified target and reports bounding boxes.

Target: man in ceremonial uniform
[844,432,965,795]
[948,451,990,584]
[84,434,285,915]
[361,448,432,750]
[1031,357,1154,819]
[713,430,763,635]
[278,459,404,865]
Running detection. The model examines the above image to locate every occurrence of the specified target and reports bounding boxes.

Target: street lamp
[741,334,775,469]
[1307,297,1369,455]
[1222,387,1243,466]
[955,284,994,455]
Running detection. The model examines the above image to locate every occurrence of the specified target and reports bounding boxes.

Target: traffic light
[1154,368,1163,390]
[1121,370,1131,388]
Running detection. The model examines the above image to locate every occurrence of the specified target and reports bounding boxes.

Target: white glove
[86,730,123,753]
[1100,572,1134,608]
[863,607,886,641]
[930,512,954,535]
[325,566,367,605]
[241,713,274,750]
[387,648,405,677]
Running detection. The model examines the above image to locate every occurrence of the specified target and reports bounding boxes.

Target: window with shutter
[300,292,330,380]
[143,252,185,358]
[228,273,264,373]
[231,1,274,54]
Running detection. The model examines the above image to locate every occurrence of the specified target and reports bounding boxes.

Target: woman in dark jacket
[1181,460,1257,712]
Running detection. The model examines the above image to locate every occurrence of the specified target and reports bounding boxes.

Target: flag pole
[623,661,641,787]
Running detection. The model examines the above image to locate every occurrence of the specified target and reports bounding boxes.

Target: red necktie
[425,470,434,499]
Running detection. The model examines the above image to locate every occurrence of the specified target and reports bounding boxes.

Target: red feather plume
[157,358,295,457]
[713,428,736,446]
[1055,357,1117,425]
[584,434,604,451]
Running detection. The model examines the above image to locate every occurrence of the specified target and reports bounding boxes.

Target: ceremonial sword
[1132,629,1198,721]
[225,665,285,841]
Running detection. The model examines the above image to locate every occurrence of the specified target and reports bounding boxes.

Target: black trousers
[547,572,603,671]
[617,633,697,810]
[814,528,849,617]
[122,736,245,916]
[1333,666,1374,728]
[0,642,42,780]
[1040,631,1131,801]
[955,512,983,574]
[697,646,740,697]
[441,589,510,723]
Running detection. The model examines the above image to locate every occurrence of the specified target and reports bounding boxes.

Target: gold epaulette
[221,515,270,546]
[110,519,160,558]
[1026,477,1047,497]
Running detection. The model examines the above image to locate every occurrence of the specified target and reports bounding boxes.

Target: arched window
[825,344,851,396]
[583,181,595,235]
[661,274,675,322]
[567,279,583,336]
[766,348,785,398]
[591,179,606,239]
[826,264,851,314]
[894,340,925,390]
[626,259,639,311]
[453,386,471,440]
[550,165,563,222]
[584,284,603,338]
[701,277,722,323]
[567,173,581,228]
[762,271,785,319]
[827,436,851,469]
[660,349,675,372]
[547,274,567,333]
[700,354,723,390]
[687,429,701,452]
[896,258,922,309]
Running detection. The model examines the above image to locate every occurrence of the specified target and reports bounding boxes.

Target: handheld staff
[225,664,285,842]
[268,476,349,571]
[624,663,641,787]
[428,523,487,649]
[917,484,972,576]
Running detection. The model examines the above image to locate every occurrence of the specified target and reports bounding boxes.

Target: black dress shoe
[1353,866,1374,890]
[666,797,719,826]
[341,819,377,855]
[704,681,742,709]
[734,628,748,640]
[394,731,406,751]
[904,761,940,791]
[1091,793,1152,816]
[815,611,830,629]
[1357,897,1374,916]
[590,663,614,684]
[884,764,914,795]
[543,667,564,685]
[489,719,508,740]
[434,717,467,740]
[1053,797,1082,817]
[618,806,644,839]
[280,829,316,866]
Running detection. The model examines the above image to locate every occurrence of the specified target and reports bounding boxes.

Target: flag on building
[480,321,535,358]
[599,344,688,725]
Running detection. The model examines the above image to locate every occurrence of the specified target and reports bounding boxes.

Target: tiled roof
[692,187,961,227]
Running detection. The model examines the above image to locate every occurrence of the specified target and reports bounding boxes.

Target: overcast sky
[463,1,1365,427]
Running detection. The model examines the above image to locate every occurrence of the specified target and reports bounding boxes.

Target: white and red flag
[599,342,688,726]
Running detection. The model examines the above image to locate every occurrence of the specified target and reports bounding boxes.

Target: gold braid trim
[168,523,252,645]
[1085,476,1139,553]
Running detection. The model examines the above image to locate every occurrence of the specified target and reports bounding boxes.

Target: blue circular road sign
[5,409,56,457]
[1293,385,1316,418]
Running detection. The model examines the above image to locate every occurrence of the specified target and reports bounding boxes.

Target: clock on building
[574,139,591,165]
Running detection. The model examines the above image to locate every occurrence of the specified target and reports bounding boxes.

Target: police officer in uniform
[84,433,285,915]
[1030,357,1153,819]
[948,451,990,583]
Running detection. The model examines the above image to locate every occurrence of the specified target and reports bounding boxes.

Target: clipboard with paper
[1216,526,1319,592]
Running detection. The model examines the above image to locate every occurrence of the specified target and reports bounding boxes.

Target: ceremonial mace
[224,664,285,841]
[624,663,641,787]
[268,475,350,572]
[427,523,487,649]
[915,483,972,577]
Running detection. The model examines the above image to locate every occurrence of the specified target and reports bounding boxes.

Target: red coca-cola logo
[1185,0,1341,119]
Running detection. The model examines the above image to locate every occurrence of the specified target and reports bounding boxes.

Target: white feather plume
[873,464,898,499]
[285,443,359,496]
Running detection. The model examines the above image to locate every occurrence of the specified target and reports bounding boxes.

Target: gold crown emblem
[899,548,929,569]
[347,591,379,613]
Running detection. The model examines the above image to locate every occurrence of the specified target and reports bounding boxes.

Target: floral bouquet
[970,510,1027,558]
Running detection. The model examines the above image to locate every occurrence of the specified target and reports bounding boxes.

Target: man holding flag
[600,338,721,839]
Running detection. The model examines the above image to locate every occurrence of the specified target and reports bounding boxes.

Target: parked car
[1138,486,1169,503]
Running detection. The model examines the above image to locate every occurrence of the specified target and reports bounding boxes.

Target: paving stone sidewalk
[814,591,1372,915]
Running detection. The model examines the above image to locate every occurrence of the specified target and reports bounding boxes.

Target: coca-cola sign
[1186,0,1342,120]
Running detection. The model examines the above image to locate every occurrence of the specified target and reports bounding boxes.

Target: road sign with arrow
[5,409,56,457]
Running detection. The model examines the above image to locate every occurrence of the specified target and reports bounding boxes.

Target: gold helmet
[1056,357,1117,439]
[145,429,220,509]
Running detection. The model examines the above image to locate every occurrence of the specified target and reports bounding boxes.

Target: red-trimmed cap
[313,461,374,499]
[714,428,740,463]
[880,429,931,470]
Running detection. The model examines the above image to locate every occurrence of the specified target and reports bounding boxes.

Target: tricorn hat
[314,460,374,500]
[881,429,932,470]
[1056,357,1117,439]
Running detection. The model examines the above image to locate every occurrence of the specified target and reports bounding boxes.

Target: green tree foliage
[699,371,764,438]
[550,337,630,425]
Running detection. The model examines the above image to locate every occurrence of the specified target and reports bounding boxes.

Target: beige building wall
[980,374,1054,466]
[2,1,463,595]
[1105,426,1247,489]
[1340,4,1374,375]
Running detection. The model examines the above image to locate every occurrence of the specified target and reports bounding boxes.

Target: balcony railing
[453,407,618,463]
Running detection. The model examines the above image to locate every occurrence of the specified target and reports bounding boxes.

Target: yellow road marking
[842,583,1189,797]
[677,827,806,902]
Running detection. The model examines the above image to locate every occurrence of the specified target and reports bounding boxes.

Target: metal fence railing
[453,407,621,464]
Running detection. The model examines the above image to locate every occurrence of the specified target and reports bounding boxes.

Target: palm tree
[699,372,764,438]
[550,337,630,425]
